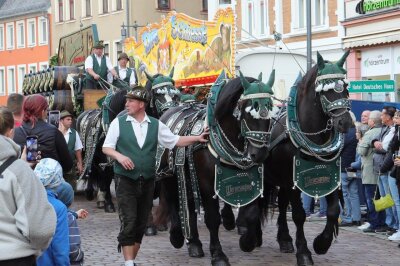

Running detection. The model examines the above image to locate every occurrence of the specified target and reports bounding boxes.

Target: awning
[343,29,400,49]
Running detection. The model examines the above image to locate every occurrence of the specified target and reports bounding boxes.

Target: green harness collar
[286,85,344,161]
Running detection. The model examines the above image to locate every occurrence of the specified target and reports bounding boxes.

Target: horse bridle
[316,73,351,119]
[237,92,273,148]
[151,82,180,114]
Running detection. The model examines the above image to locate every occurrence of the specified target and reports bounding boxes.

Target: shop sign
[348,80,395,93]
[124,8,235,86]
[361,48,391,77]
[356,0,400,14]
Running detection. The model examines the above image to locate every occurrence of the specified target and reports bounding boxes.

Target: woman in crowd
[0,106,56,265]
[13,95,73,173]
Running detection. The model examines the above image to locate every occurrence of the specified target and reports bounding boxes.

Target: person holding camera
[12,95,73,173]
[0,106,56,266]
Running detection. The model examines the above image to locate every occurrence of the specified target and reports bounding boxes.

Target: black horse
[264,51,352,266]
[156,70,275,266]
[80,69,181,213]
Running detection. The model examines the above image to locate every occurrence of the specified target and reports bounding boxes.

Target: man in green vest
[102,87,209,266]
[108,52,138,89]
[59,110,83,189]
[85,40,118,89]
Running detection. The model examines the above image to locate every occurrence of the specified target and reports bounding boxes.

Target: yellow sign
[124,8,235,86]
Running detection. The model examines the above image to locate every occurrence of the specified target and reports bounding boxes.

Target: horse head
[237,70,275,163]
[144,67,180,118]
[313,51,352,133]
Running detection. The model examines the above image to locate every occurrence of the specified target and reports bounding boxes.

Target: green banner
[215,164,263,207]
[293,156,341,198]
[348,80,395,93]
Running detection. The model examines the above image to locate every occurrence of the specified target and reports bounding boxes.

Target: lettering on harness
[225,184,253,196]
[304,176,330,188]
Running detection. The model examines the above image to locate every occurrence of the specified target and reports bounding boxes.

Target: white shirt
[107,66,136,86]
[382,125,395,151]
[103,114,180,150]
[85,54,113,71]
[63,129,84,151]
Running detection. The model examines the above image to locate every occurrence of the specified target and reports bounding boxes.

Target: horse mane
[297,64,318,99]
[108,89,127,121]
[214,76,257,120]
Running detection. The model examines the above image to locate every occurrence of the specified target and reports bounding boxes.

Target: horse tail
[154,179,169,226]
[260,181,277,225]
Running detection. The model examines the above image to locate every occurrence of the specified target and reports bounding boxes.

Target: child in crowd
[56,181,88,265]
[34,158,70,266]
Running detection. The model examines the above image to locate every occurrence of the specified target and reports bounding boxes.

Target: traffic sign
[348,80,395,93]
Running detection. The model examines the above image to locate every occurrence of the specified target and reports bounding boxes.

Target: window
[114,41,122,65]
[103,0,109,13]
[7,67,16,94]
[39,18,48,45]
[85,0,91,16]
[17,21,25,48]
[219,0,231,4]
[69,0,75,20]
[6,23,14,49]
[116,0,122,10]
[18,65,26,93]
[260,0,268,35]
[247,1,255,36]
[104,43,110,57]
[291,0,328,31]
[27,19,36,46]
[0,68,5,95]
[202,0,208,11]
[29,64,37,74]
[58,0,64,22]
[39,62,48,71]
[158,0,170,10]
[0,25,4,50]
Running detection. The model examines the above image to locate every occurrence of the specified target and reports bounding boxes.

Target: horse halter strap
[239,92,272,101]
[152,81,173,89]
[241,119,269,148]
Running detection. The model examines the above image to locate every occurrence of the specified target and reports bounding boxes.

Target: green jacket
[85,55,107,82]
[66,128,77,160]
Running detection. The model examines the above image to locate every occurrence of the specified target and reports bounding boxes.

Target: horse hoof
[104,204,115,213]
[313,234,332,255]
[144,226,157,236]
[170,232,184,248]
[187,242,204,258]
[278,240,295,253]
[237,226,247,236]
[239,235,256,252]
[97,201,105,209]
[296,253,314,266]
[211,256,230,266]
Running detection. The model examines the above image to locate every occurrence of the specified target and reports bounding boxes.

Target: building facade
[343,0,400,102]
[0,0,51,105]
[207,0,346,99]
[51,0,208,66]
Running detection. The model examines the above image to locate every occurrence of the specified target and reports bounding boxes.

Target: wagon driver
[85,40,118,89]
[102,87,209,266]
[108,52,138,89]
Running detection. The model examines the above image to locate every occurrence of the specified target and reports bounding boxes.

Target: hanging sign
[124,8,235,87]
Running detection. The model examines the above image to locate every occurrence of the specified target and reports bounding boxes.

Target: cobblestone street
[73,195,399,266]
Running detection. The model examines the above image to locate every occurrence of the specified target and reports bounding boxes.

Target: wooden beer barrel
[52,66,80,91]
[50,90,75,113]
[84,89,106,110]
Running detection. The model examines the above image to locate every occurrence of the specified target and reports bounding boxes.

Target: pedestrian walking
[102,87,209,266]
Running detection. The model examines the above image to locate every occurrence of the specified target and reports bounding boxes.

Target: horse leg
[277,188,294,253]
[144,203,158,236]
[103,167,115,213]
[221,203,236,231]
[239,202,261,252]
[313,190,339,255]
[203,196,230,266]
[289,189,313,266]
[186,199,204,258]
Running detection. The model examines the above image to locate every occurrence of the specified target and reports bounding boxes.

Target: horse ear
[239,71,251,90]
[215,69,226,83]
[337,50,350,68]
[267,69,275,88]
[169,67,175,78]
[258,72,263,82]
[144,71,154,82]
[317,52,325,70]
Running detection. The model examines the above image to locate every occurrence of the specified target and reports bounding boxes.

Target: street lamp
[121,21,146,41]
